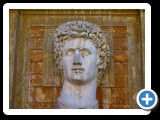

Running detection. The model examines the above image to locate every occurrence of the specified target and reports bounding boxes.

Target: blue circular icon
[137,89,158,110]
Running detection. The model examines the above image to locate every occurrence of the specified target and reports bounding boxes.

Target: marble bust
[52,21,110,109]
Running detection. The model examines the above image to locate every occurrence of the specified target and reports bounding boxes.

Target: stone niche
[9,9,145,109]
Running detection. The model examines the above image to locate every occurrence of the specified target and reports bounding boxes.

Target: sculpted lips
[72,67,84,73]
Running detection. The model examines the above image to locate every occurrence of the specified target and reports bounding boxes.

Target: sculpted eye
[66,49,75,56]
[80,49,91,56]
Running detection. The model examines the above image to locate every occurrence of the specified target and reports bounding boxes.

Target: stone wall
[9,9,145,109]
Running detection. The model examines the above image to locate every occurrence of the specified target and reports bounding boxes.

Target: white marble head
[52,21,110,85]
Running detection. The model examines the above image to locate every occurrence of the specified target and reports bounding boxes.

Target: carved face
[62,38,100,85]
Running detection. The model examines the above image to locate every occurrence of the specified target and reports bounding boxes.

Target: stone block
[114,62,122,75]
[35,87,45,102]
[97,88,104,104]
[97,88,111,104]
[52,88,58,102]
[31,75,43,86]
[36,62,43,74]
[121,88,129,105]
[115,75,128,87]
[111,88,122,104]
[30,50,43,62]
[114,50,128,62]
[36,38,44,49]
[123,62,128,75]
[105,88,111,105]
[114,50,128,56]
[114,38,121,50]
[35,87,55,102]
[30,27,44,38]
[29,62,36,74]
[113,26,127,38]
[30,38,44,49]
[56,87,62,97]
[114,55,128,62]
[30,38,37,49]
[121,38,127,50]
[114,38,127,50]
[28,87,36,102]
[111,88,129,105]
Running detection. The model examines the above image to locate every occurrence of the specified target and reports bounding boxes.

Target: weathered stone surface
[30,50,43,62]
[114,38,121,49]
[30,38,37,49]
[111,88,129,105]
[114,50,128,62]
[30,38,44,49]
[114,38,127,50]
[115,62,122,75]
[29,62,36,74]
[36,62,43,74]
[121,38,127,50]
[114,49,127,55]
[115,75,128,87]
[97,88,111,105]
[9,10,19,108]
[123,62,128,75]
[113,26,127,38]
[33,87,58,103]
[36,38,44,49]
[114,55,128,62]
[30,27,44,38]
[31,75,43,86]
[28,87,36,102]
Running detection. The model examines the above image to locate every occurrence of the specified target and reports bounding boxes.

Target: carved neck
[58,79,98,108]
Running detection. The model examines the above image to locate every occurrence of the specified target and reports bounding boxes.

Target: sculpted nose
[73,49,82,65]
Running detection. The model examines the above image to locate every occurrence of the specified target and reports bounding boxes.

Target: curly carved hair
[52,21,110,85]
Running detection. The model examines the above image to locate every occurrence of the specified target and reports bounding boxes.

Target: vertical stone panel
[28,26,46,108]
[127,16,143,108]
[112,25,129,108]
[43,29,54,86]
[140,10,145,88]
[10,10,30,108]
[9,10,19,108]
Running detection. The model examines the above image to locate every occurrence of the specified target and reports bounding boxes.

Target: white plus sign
[142,93,153,105]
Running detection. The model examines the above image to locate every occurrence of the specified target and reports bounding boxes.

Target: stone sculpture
[52,21,110,109]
